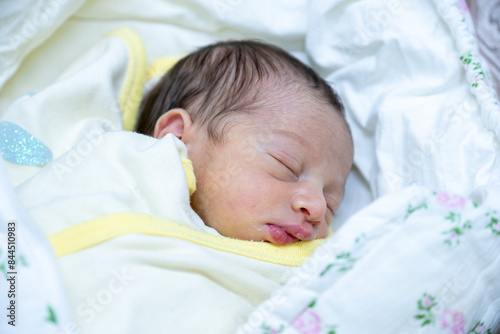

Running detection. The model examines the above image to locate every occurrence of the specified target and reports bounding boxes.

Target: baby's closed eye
[268,152,299,181]
[324,194,340,216]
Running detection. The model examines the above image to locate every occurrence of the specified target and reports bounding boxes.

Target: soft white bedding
[238,185,500,333]
[0,160,74,333]
[0,0,499,333]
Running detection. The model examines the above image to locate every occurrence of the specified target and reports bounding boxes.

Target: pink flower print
[436,192,466,210]
[439,309,465,334]
[476,324,486,333]
[291,309,322,334]
[422,296,432,308]
[458,0,469,14]
[492,222,500,233]
[470,321,493,334]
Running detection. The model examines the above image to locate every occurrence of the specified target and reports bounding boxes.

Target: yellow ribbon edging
[104,28,147,131]
[181,158,196,196]
[49,212,327,267]
[146,56,183,81]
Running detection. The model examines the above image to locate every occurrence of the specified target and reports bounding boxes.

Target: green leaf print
[45,305,57,324]
[442,212,472,246]
[414,293,437,327]
[406,202,428,218]
[320,252,357,276]
[468,321,493,334]
[486,211,500,235]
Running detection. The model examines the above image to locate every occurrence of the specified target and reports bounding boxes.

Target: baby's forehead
[242,98,348,149]
[264,98,352,154]
[220,77,351,150]
[256,90,345,131]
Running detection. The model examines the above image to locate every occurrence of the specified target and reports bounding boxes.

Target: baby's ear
[153,108,193,140]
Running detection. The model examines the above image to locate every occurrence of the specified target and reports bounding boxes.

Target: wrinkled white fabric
[307,0,500,199]
[238,185,500,334]
[0,0,86,91]
[0,159,75,334]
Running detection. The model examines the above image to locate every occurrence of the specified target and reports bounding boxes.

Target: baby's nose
[293,191,327,224]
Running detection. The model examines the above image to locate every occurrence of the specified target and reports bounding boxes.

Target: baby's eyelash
[325,196,338,216]
[327,206,336,216]
[270,154,298,177]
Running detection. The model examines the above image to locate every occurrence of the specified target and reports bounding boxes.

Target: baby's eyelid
[324,195,338,215]
[270,153,299,177]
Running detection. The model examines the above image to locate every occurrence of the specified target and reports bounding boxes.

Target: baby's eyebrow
[271,129,310,148]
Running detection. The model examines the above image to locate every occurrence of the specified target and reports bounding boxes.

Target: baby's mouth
[265,224,313,245]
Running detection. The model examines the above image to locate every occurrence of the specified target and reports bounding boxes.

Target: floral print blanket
[237,186,500,334]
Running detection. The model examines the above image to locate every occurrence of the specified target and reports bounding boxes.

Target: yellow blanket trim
[104,28,147,131]
[146,56,182,81]
[49,212,327,267]
[181,158,196,196]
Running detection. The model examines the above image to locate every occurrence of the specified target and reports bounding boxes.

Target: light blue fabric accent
[0,121,52,166]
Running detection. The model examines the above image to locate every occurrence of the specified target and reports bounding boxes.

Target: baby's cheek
[317,223,330,239]
[227,188,260,212]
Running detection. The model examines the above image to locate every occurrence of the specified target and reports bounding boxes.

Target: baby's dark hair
[135,40,347,142]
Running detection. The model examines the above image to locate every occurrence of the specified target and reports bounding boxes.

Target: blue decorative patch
[0,121,52,166]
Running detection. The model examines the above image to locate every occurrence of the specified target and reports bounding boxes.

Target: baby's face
[186,97,353,245]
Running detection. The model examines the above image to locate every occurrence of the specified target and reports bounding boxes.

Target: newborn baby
[3,35,354,334]
[136,40,354,245]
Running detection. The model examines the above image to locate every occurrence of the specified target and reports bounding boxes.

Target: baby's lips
[265,223,314,245]
[283,224,314,241]
[265,224,297,245]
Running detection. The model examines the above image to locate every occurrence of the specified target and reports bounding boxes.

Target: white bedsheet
[238,185,500,333]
